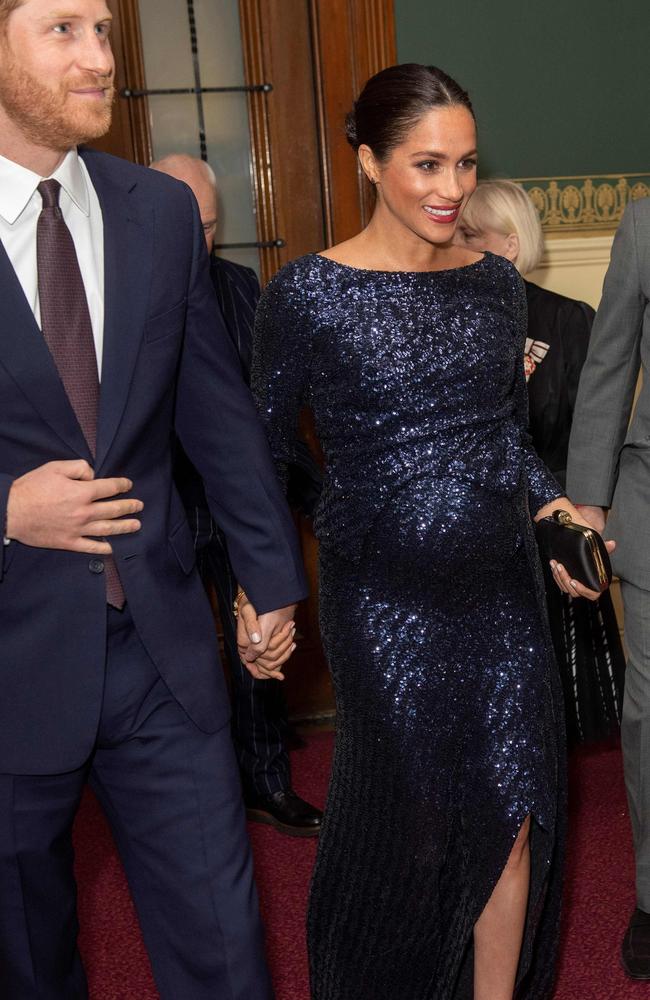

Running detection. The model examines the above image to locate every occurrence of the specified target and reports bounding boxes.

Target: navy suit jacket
[0,148,307,774]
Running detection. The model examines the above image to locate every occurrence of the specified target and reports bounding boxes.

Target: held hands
[574,504,607,534]
[236,596,297,681]
[534,498,614,601]
[5,460,143,554]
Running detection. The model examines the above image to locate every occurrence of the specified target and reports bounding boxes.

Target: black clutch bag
[535,509,612,593]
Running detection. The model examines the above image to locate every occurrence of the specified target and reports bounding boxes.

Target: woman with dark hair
[246,64,612,1000]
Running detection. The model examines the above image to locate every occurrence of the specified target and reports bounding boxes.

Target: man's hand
[5,460,143,554]
[574,504,607,534]
[236,598,297,681]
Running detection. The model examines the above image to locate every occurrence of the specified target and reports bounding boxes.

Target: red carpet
[73,733,642,999]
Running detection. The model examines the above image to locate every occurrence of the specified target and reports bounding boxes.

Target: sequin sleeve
[251,265,311,490]
[513,276,563,514]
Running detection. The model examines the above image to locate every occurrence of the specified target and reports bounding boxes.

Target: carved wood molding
[239,0,282,285]
[350,0,397,227]
[238,0,395,273]
[111,0,152,164]
[310,0,396,244]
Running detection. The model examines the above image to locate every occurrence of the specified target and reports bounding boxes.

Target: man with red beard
[0,2,307,997]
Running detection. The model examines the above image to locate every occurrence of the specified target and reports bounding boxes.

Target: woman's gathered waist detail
[314,421,532,559]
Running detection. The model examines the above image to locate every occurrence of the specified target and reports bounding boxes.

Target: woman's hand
[236,595,297,681]
[534,497,615,601]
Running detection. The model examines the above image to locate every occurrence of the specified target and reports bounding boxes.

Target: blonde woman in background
[457,179,626,745]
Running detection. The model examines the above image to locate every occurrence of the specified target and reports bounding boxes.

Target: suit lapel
[0,241,93,460]
[82,151,153,471]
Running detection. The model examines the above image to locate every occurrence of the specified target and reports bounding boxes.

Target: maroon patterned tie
[37,179,125,608]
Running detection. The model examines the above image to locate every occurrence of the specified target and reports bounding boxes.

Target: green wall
[395,0,649,180]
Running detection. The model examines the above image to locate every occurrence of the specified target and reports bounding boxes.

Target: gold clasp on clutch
[553,509,608,589]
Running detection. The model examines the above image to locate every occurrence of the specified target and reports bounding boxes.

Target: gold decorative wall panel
[515,174,650,234]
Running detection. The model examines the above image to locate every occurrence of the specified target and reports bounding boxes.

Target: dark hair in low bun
[346,63,475,161]
[344,111,359,150]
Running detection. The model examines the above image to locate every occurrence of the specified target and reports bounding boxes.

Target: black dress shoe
[622,908,650,979]
[245,789,323,838]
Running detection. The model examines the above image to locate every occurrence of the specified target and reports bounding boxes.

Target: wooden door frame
[310,0,397,245]
[239,0,396,282]
[94,0,152,164]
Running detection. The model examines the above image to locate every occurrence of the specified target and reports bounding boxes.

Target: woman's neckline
[310,250,489,276]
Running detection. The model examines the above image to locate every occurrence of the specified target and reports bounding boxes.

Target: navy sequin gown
[252,251,566,1000]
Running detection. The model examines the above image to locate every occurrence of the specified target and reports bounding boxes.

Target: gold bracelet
[233,588,247,619]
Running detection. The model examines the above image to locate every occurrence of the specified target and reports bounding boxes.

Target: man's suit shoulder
[79,147,193,209]
[627,196,650,223]
[623,196,650,248]
[525,279,585,312]
[211,257,261,311]
[525,280,594,332]
[613,198,650,284]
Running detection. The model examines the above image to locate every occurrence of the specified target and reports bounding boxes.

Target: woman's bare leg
[473,815,531,1000]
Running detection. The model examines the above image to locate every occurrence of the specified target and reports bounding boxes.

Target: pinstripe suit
[176,255,290,796]
[211,255,256,382]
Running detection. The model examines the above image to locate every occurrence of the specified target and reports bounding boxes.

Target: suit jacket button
[89,558,105,574]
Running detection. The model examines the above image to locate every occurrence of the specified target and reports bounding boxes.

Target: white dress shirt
[0,147,105,375]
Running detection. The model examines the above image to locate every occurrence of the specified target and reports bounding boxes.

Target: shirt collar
[0,147,90,226]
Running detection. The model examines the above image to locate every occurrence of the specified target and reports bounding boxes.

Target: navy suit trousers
[0,606,274,1000]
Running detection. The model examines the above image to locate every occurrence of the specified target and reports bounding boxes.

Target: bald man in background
[151,155,322,837]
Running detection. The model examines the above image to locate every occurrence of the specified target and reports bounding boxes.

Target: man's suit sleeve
[174,189,308,614]
[566,202,646,506]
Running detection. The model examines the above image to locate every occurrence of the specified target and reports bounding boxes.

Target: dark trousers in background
[0,605,273,1000]
[199,528,291,797]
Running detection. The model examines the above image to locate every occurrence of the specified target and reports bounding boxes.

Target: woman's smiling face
[360,104,478,247]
